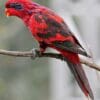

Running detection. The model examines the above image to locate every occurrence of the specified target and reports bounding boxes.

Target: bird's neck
[22,15,31,26]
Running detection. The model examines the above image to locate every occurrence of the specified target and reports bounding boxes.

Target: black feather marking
[53,41,89,57]
[34,14,43,23]
[37,32,55,38]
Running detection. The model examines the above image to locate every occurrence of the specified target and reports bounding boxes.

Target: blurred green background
[0,0,50,100]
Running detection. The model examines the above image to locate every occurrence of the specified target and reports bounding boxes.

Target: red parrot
[5,0,94,99]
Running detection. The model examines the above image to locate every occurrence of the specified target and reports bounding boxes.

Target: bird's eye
[9,3,23,10]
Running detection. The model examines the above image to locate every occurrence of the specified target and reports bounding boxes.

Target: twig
[0,49,100,71]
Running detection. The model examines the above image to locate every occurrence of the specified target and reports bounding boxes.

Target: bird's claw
[31,48,41,60]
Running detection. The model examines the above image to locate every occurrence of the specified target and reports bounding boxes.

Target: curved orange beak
[5,8,10,17]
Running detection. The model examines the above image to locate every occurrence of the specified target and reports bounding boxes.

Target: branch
[0,49,100,71]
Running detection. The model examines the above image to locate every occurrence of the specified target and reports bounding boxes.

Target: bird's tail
[61,51,94,100]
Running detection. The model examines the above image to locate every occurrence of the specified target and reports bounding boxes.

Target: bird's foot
[31,48,41,60]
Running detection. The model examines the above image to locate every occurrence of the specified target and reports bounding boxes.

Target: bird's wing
[31,9,89,57]
[31,8,71,38]
[52,41,90,57]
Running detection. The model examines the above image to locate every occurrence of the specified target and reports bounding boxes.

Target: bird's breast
[28,16,48,42]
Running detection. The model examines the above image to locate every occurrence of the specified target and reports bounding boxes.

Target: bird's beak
[5,8,10,17]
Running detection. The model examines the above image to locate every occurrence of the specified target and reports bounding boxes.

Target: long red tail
[61,51,94,100]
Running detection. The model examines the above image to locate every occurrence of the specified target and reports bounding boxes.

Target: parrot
[5,0,94,99]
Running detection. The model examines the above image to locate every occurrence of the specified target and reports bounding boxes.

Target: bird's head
[5,0,37,18]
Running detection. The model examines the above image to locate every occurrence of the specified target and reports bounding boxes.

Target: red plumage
[5,0,94,99]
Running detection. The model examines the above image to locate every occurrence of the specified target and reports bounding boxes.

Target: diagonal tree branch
[0,49,100,71]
